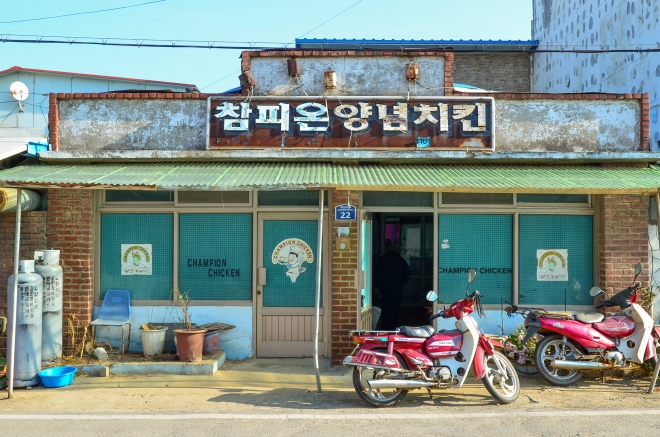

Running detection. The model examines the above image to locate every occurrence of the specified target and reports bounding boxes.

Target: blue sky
[0,0,533,92]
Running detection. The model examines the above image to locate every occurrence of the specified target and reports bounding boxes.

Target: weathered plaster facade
[532,0,660,150]
[494,99,640,152]
[250,56,446,97]
[55,94,644,153]
[57,99,207,151]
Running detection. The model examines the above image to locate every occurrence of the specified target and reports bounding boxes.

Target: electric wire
[0,1,166,25]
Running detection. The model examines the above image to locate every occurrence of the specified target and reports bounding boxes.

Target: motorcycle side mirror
[467,268,477,284]
[634,262,642,278]
[426,290,438,302]
[589,286,605,297]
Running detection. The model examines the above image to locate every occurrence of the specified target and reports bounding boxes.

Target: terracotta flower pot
[173,329,207,362]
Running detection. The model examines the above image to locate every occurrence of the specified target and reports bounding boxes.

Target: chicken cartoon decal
[272,238,314,283]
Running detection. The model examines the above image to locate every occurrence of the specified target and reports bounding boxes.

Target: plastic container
[202,331,220,355]
[38,366,77,388]
[141,327,167,356]
[174,329,207,362]
[93,347,108,361]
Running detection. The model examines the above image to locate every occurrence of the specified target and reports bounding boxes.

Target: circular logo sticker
[272,239,314,283]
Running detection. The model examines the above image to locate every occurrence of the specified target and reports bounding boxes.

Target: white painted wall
[532,0,660,150]
[93,305,253,360]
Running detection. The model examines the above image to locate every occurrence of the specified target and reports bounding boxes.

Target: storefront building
[1,44,660,363]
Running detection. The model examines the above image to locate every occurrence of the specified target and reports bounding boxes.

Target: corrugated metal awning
[1,162,660,194]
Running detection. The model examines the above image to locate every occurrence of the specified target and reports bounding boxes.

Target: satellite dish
[10,81,29,101]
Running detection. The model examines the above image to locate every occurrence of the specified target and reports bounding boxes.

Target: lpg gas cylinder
[7,260,43,387]
[35,250,63,361]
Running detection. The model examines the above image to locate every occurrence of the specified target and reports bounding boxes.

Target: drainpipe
[7,188,22,399]
[313,190,324,393]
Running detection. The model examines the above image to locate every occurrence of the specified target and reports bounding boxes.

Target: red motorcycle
[508,262,660,386]
[344,269,520,407]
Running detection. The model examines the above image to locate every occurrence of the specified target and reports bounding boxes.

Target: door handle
[258,267,267,286]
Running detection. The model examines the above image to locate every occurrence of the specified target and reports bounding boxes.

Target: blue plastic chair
[89,290,132,356]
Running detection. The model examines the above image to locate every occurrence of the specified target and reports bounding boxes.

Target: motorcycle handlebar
[430,311,445,320]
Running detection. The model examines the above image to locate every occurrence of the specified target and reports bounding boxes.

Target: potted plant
[503,325,538,374]
[172,289,207,362]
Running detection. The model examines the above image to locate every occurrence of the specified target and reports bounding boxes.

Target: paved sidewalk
[2,358,660,415]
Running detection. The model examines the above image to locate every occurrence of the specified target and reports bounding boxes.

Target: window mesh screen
[179,214,252,300]
[438,214,512,305]
[178,191,250,204]
[106,190,173,202]
[442,193,513,205]
[262,220,321,307]
[100,214,173,300]
[258,190,326,206]
[517,194,588,203]
[363,191,433,207]
[518,215,593,306]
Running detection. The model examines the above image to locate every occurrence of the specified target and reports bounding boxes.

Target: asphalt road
[3,358,660,436]
[3,411,660,437]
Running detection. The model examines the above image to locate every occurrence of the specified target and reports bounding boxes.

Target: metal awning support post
[7,187,22,399]
[313,189,324,393]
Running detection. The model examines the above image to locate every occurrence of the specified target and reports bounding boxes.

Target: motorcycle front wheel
[352,366,408,407]
[481,351,520,404]
[535,334,584,386]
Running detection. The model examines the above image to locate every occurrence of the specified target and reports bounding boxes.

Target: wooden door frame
[255,211,331,357]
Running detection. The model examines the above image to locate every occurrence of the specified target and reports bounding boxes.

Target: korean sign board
[208,97,492,149]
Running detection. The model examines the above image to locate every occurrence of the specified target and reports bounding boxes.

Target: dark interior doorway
[371,213,434,328]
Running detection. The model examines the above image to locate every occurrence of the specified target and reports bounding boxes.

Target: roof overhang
[2,162,660,194]
[38,150,660,165]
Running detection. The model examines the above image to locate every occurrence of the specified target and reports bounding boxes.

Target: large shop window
[179,214,253,301]
[438,214,513,305]
[519,215,593,306]
[100,214,173,300]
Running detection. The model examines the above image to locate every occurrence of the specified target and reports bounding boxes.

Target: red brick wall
[0,211,48,357]
[331,190,360,364]
[598,194,649,295]
[46,189,95,354]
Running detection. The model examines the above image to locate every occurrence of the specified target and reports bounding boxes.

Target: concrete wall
[0,70,191,130]
[94,305,253,360]
[249,56,446,97]
[58,99,207,151]
[494,99,640,152]
[532,0,660,150]
[454,54,531,92]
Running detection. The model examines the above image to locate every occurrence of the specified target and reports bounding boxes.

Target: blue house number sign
[335,204,356,221]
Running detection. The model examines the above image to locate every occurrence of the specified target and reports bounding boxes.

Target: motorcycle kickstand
[426,388,434,400]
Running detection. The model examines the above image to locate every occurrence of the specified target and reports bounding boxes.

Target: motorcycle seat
[399,325,435,338]
[575,313,605,323]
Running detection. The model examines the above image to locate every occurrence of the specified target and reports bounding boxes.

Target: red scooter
[344,269,520,407]
[508,262,660,386]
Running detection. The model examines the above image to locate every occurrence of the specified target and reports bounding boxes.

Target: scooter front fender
[473,344,487,380]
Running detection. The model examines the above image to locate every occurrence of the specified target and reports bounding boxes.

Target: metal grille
[262,220,321,307]
[518,215,593,306]
[100,214,173,301]
[438,214,513,305]
[178,213,252,301]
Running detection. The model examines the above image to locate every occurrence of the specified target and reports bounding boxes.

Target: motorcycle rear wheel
[481,351,520,404]
[352,366,408,407]
[535,334,584,386]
